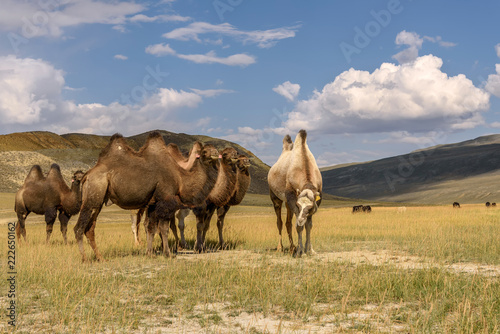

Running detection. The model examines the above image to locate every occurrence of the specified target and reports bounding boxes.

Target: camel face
[295,189,318,226]
[72,170,85,186]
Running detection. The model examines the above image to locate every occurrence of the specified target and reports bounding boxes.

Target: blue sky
[1,0,500,167]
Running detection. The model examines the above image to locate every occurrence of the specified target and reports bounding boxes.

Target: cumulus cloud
[496,43,500,58]
[114,54,128,60]
[393,31,457,64]
[0,55,229,135]
[162,22,298,48]
[485,64,500,97]
[273,81,300,102]
[283,55,490,134]
[146,43,255,66]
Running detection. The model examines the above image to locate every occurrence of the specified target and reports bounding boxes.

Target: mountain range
[1,131,500,205]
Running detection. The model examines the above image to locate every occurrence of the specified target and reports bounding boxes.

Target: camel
[15,164,84,244]
[211,153,251,250]
[190,147,239,252]
[130,142,203,246]
[268,130,322,257]
[73,132,219,262]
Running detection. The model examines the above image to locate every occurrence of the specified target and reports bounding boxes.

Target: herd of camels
[14,130,322,262]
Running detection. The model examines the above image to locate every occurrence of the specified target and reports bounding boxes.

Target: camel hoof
[293,249,303,258]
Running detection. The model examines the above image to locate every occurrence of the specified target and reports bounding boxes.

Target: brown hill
[0,130,270,194]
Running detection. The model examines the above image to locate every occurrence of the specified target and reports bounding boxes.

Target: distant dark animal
[486,202,491,207]
[15,164,84,244]
[492,203,497,207]
[353,205,371,213]
[352,205,363,213]
[453,202,460,208]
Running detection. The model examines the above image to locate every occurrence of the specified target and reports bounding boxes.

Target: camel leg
[201,203,217,250]
[157,219,172,258]
[145,206,157,255]
[45,208,57,244]
[270,190,284,252]
[16,211,28,243]
[304,217,315,255]
[294,224,304,258]
[85,207,104,261]
[169,217,179,253]
[216,205,230,250]
[285,203,296,255]
[131,208,144,246]
[176,209,190,249]
[58,211,71,245]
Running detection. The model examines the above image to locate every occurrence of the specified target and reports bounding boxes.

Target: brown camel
[130,141,203,246]
[15,164,84,244]
[73,132,219,262]
[211,153,251,250]
[190,146,239,252]
[268,130,322,257]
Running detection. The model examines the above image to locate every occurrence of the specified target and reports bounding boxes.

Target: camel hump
[99,133,128,158]
[47,163,65,181]
[293,129,308,147]
[283,135,293,151]
[141,131,167,153]
[25,165,45,182]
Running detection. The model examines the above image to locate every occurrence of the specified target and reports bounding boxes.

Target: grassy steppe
[0,193,498,333]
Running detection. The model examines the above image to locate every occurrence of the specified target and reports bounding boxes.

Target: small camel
[15,164,84,244]
[73,132,219,262]
[268,130,322,257]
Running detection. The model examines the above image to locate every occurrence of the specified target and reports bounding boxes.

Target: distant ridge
[321,134,500,204]
[0,130,270,194]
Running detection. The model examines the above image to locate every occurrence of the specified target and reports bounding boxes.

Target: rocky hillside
[321,134,500,204]
[0,130,270,194]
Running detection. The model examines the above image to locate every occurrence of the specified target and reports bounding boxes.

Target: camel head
[199,144,220,169]
[220,147,239,169]
[295,188,320,226]
[71,170,85,190]
[236,155,251,173]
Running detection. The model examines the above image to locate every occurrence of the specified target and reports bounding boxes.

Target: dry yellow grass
[0,193,498,333]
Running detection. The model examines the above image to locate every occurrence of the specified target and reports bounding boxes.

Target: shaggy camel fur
[268,130,322,257]
[73,132,219,262]
[130,142,203,246]
[15,164,84,244]
[191,147,239,252]
[210,154,251,250]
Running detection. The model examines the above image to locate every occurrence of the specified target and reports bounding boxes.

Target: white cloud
[0,0,145,38]
[162,22,298,48]
[283,55,490,134]
[496,43,500,58]
[485,64,500,97]
[129,14,190,23]
[145,43,177,56]
[0,55,65,124]
[190,88,234,97]
[146,43,256,67]
[393,31,457,64]
[273,81,300,102]
[393,31,423,64]
[114,54,128,60]
[0,55,232,135]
